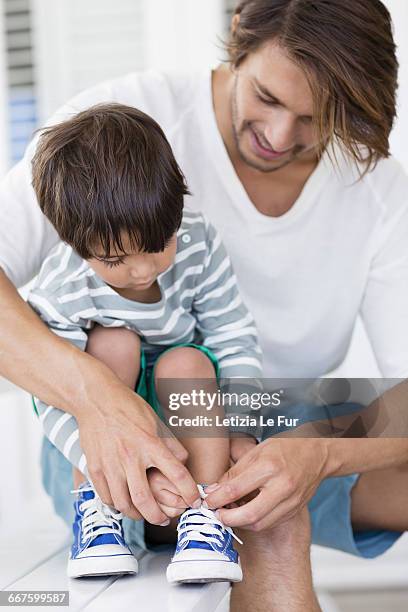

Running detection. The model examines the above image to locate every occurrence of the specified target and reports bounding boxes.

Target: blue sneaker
[67,482,138,578]
[166,506,243,584]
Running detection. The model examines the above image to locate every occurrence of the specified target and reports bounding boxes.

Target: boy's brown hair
[226,0,398,172]
[32,103,189,259]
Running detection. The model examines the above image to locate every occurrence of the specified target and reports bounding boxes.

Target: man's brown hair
[226,0,398,172]
[32,103,189,259]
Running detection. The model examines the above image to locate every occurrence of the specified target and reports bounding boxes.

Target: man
[0,1,407,610]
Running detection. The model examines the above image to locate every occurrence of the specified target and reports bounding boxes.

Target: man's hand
[205,438,330,531]
[78,382,200,525]
[230,435,257,464]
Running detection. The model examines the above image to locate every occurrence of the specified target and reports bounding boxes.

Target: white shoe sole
[68,554,138,578]
[166,559,242,584]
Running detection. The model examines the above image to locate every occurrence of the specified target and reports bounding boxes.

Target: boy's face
[88,233,177,290]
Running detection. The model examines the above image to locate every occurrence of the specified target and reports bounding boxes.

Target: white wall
[0,379,45,527]
[144,0,223,73]
[32,0,148,123]
[32,0,225,124]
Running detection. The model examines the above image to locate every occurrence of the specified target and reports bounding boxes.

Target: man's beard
[231,78,305,173]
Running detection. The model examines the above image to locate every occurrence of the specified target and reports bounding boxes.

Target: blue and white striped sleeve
[28,289,89,352]
[192,221,263,379]
[27,262,90,354]
[26,278,92,473]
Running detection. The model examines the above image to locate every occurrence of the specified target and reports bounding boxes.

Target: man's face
[231,42,321,172]
[88,232,177,291]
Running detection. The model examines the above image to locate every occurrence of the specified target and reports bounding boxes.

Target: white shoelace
[71,485,123,545]
[177,506,243,546]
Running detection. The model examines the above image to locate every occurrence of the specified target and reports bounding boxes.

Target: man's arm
[0,269,200,519]
[204,436,408,531]
[0,268,87,407]
[325,437,408,475]
[204,376,408,530]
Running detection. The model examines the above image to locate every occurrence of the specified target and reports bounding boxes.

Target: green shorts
[136,342,220,418]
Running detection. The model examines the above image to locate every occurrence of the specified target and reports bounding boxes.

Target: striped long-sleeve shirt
[28,212,263,472]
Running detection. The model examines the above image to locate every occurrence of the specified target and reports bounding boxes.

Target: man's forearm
[0,268,122,417]
[324,438,408,478]
[322,379,408,476]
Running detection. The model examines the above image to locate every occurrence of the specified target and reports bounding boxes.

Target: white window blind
[2,0,37,164]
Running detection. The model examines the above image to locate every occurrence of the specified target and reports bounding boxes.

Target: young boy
[28,104,262,583]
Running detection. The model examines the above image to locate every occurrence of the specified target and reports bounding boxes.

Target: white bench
[0,512,231,612]
[3,502,408,612]
[2,500,408,612]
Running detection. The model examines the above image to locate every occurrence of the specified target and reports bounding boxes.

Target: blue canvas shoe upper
[174,506,241,563]
[70,481,131,560]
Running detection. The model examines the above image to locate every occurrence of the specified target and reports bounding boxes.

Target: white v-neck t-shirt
[0,69,407,378]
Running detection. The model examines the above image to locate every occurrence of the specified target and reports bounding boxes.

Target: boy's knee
[155,346,215,379]
[87,325,140,358]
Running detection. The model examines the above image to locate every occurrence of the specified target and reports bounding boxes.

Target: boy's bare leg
[155,346,230,484]
[73,467,87,488]
[73,326,141,489]
[146,347,230,544]
[231,508,321,612]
